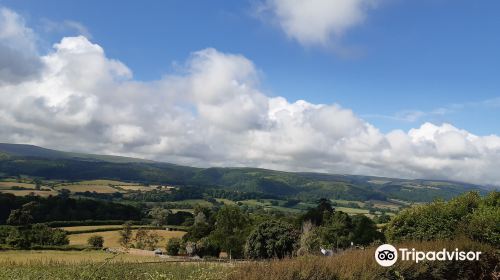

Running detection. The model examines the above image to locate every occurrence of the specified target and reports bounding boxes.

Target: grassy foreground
[0,250,230,280]
[0,239,497,280]
[229,239,499,280]
[0,262,229,280]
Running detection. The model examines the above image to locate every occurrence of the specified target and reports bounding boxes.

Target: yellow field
[0,189,58,197]
[56,184,121,193]
[116,185,152,191]
[0,250,160,265]
[0,182,36,189]
[61,225,126,232]
[69,230,185,248]
[60,225,155,232]
[76,180,136,185]
[335,207,369,214]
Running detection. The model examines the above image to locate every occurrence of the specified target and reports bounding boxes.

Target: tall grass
[0,262,229,280]
[228,238,499,280]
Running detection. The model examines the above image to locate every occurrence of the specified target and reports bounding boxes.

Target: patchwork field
[61,225,128,232]
[55,184,121,193]
[68,230,185,248]
[0,181,37,189]
[0,189,58,197]
[115,185,152,191]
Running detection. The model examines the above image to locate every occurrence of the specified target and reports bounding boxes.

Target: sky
[0,0,499,185]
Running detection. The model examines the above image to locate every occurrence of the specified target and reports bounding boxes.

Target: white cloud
[257,0,378,46]
[0,7,42,85]
[1,8,500,186]
[41,19,92,39]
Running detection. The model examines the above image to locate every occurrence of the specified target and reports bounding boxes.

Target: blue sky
[1,1,500,184]
[3,0,499,134]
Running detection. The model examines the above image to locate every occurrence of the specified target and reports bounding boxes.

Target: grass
[369,200,401,210]
[55,184,121,194]
[75,180,135,185]
[177,199,214,207]
[61,225,131,232]
[116,185,152,191]
[229,238,499,280]
[0,252,229,280]
[0,250,160,265]
[68,230,185,248]
[334,207,369,214]
[332,199,366,208]
[0,189,58,197]
[0,182,36,189]
[216,198,236,205]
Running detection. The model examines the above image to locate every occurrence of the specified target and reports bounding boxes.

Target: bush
[87,235,104,248]
[166,237,181,256]
[385,191,499,247]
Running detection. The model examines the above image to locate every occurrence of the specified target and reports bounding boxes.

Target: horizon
[0,1,500,186]
[0,142,493,188]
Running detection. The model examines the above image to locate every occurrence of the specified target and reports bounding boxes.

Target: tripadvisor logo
[375,244,482,267]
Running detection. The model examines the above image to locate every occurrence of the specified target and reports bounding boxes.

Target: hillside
[0,143,487,202]
[0,143,152,163]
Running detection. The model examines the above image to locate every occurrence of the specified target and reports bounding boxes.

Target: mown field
[68,229,185,248]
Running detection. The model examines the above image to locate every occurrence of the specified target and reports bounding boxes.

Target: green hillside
[0,143,487,202]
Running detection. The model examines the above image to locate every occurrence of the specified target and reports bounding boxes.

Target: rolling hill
[0,143,487,202]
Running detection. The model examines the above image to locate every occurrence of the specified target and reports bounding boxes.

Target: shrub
[166,237,181,256]
[87,235,104,248]
[385,191,499,247]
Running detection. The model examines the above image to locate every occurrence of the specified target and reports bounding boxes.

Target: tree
[317,211,354,249]
[135,228,162,250]
[88,235,104,248]
[119,222,133,248]
[33,179,42,191]
[30,223,68,246]
[209,205,250,258]
[166,237,181,256]
[245,220,299,259]
[351,215,384,246]
[7,209,32,226]
[297,220,321,255]
[302,198,334,226]
[149,207,171,227]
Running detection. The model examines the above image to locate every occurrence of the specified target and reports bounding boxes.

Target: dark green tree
[245,220,299,259]
[166,237,181,256]
[318,211,353,249]
[87,235,104,248]
[351,214,384,246]
[209,205,250,258]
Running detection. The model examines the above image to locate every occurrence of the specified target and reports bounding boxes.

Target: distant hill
[0,143,488,202]
[0,143,152,163]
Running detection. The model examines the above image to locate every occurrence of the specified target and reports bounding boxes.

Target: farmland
[68,229,185,248]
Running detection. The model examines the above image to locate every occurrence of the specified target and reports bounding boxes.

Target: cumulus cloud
[1,8,500,186]
[0,7,42,85]
[257,0,378,46]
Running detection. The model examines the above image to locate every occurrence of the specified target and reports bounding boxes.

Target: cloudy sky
[0,1,499,186]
